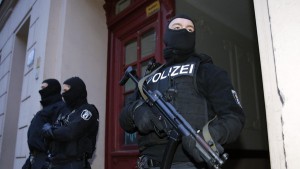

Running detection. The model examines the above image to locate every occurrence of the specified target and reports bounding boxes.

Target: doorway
[0,18,29,169]
[175,0,270,168]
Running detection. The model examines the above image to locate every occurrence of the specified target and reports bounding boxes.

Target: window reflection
[125,40,137,65]
[141,29,156,57]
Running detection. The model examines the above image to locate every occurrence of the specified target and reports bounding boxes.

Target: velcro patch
[81,109,92,120]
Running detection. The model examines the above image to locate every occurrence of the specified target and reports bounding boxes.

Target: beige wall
[254,0,300,169]
[1,0,299,169]
[0,0,50,168]
[267,1,300,169]
[45,0,108,168]
[0,0,107,169]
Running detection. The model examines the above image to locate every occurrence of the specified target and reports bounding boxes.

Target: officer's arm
[202,65,245,145]
[119,103,137,133]
[51,108,99,141]
[119,90,140,133]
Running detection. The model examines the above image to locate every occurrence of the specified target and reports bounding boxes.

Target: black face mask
[62,77,87,110]
[39,79,62,107]
[62,90,78,109]
[163,15,196,65]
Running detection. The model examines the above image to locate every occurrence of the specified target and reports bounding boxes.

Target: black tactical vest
[146,56,209,131]
[139,56,210,162]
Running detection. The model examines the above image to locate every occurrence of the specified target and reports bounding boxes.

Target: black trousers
[31,153,49,169]
[150,162,207,169]
[50,160,91,169]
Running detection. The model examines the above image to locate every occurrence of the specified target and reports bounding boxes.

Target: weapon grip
[119,66,135,86]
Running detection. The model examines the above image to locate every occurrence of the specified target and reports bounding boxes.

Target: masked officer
[42,76,99,169]
[119,14,245,169]
[22,79,68,169]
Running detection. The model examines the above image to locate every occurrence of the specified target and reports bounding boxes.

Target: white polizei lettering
[149,63,195,83]
[170,66,180,77]
[160,70,168,80]
[168,67,172,76]
[189,64,194,74]
[180,64,190,74]
[152,73,161,83]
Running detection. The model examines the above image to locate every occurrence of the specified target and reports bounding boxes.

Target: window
[122,28,157,145]
[116,0,132,14]
[105,1,169,168]
[141,29,156,58]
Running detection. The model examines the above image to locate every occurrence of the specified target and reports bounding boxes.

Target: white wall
[0,0,107,169]
[0,0,51,168]
[62,0,108,168]
[45,0,108,168]
[268,1,300,169]
[254,0,300,169]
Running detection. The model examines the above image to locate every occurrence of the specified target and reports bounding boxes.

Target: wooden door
[104,1,174,168]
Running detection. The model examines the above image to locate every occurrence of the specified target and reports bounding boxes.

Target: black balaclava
[163,14,196,65]
[39,79,62,107]
[62,77,87,110]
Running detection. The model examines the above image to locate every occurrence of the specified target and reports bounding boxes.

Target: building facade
[0,0,299,169]
[0,0,107,168]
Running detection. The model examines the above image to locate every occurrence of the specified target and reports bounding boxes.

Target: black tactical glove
[42,123,54,138]
[182,134,224,163]
[182,134,204,163]
[132,100,167,134]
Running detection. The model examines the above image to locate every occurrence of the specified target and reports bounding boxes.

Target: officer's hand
[125,99,168,135]
[133,103,155,134]
[42,123,54,138]
[182,135,204,163]
[132,101,168,137]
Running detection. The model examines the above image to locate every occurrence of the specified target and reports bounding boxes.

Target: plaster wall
[267,1,300,169]
[53,0,108,168]
[0,0,107,169]
[254,0,300,169]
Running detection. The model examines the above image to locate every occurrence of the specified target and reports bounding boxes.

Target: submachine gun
[119,66,228,169]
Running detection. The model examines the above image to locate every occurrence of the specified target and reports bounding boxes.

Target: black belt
[50,158,83,165]
[31,150,47,156]
[49,155,86,165]
[137,155,161,168]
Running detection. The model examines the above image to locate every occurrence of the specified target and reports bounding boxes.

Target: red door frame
[104,0,174,169]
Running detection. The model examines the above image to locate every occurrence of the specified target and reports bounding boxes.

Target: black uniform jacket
[50,103,99,159]
[120,55,245,162]
[27,101,67,153]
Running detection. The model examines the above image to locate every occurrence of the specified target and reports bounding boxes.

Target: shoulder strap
[195,52,213,64]
[193,57,207,97]
[138,64,165,101]
[202,116,219,153]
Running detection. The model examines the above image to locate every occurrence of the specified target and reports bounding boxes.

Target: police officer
[42,77,99,169]
[22,79,67,169]
[119,14,245,169]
